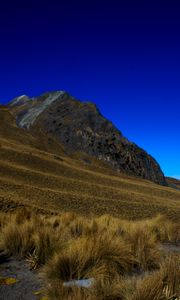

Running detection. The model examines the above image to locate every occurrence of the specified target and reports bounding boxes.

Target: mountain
[0,104,180,219]
[166,177,180,190]
[9,91,166,185]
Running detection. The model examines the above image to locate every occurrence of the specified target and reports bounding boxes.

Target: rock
[8,91,167,185]
[63,278,94,288]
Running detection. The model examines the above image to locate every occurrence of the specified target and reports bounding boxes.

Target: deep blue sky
[0,0,180,178]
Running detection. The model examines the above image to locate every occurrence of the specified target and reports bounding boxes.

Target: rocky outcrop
[9,92,167,185]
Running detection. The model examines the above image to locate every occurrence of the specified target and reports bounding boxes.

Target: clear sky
[0,0,179,178]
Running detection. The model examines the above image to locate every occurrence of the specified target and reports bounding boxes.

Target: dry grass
[0,210,179,300]
[131,255,180,300]
[0,107,180,221]
[46,280,91,300]
[149,214,180,244]
[160,255,180,298]
[0,105,180,299]
[132,271,166,300]
[44,234,134,283]
[123,224,161,271]
[2,221,35,257]
[1,214,62,267]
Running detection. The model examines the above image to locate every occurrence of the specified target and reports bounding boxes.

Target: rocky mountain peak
[9,95,31,107]
[8,91,167,185]
[12,91,67,129]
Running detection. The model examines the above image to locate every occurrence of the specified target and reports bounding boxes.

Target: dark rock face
[9,92,167,185]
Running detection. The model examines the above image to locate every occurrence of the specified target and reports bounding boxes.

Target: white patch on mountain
[9,95,30,107]
[18,91,65,128]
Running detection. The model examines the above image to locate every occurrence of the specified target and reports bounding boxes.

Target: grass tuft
[0,211,179,300]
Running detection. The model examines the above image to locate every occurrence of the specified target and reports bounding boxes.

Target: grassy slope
[166,177,180,190]
[0,106,180,220]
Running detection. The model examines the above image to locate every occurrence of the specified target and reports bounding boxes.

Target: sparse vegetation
[0,107,179,299]
[0,67,180,300]
[0,210,179,300]
[0,107,180,221]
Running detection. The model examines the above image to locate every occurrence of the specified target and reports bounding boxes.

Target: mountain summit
[9,91,166,185]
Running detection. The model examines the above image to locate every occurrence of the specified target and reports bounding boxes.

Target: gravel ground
[0,242,179,300]
[0,251,44,300]
[159,242,180,253]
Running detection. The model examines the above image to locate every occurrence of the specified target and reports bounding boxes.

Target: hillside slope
[0,106,180,220]
[166,177,180,190]
[9,92,166,185]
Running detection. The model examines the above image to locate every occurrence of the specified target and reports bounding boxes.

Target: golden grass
[1,215,61,267]
[44,235,134,283]
[0,108,180,220]
[132,272,166,300]
[131,255,180,300]
[0,210,179,300]
[0,108,180,299]
[124,225,160,271]
[2,221,35,257]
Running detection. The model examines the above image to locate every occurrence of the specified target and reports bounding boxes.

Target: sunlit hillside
[0,106,180,220]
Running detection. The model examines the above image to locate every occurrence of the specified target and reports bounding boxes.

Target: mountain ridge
[9,91,166,185]
[0,105,180,220]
